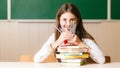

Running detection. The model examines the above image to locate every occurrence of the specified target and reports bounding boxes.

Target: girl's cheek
[63,25,65,28]
[62,25,65,31]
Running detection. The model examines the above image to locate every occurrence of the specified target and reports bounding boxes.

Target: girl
[34,3,105,64]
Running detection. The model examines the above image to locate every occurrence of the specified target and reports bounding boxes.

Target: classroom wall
[0,21,120,62]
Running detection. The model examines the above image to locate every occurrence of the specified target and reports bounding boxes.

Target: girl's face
[60,12,77,33]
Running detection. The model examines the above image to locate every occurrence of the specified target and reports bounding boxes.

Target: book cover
[60,61,86,66]
[65,54,89,59]
[57,45,88,53]
[58,45,80,48]
[56,53,89,59]
[61,58,85,63]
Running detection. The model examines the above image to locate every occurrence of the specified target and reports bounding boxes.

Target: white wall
[0,21,120,62]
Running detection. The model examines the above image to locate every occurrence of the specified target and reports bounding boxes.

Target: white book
[58,45,80,49]
[57,47,88,53]
[63,52,83,56]
[56,54,65,59]
[61,59,85,63]
[60,61,85,66]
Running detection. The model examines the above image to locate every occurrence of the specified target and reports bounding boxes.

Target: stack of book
[56,45,89,66]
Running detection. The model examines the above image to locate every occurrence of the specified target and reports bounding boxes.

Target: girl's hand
[68,34,81,45]
[68,34,91,52]
[57,31,73,45]
[52,31,73,49]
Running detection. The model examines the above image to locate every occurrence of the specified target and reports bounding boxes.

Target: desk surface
[0,62,120,68]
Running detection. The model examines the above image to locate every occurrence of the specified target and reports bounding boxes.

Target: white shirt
[34,33,105,64]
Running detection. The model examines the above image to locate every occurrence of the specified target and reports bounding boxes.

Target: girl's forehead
[60,12,76,18]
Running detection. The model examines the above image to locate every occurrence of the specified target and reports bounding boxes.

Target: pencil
[54,25,62,33]
[54,25,68,44]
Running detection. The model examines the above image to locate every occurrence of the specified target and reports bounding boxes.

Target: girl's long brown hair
[55,3,94,41]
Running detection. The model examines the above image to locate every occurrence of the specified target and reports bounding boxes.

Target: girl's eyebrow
[63,18,68,20]
[70,18,76,20]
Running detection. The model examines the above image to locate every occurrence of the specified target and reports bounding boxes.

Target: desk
[0,62,120,68]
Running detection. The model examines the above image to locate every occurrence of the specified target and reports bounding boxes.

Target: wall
[0,21,120,62]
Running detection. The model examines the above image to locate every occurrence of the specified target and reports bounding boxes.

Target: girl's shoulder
[48,33,55,41]
[51,33,55,37]
[49,33,55,38]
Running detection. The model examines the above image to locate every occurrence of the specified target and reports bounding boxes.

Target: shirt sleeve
[34,33,55,63]
[82,39,105,64]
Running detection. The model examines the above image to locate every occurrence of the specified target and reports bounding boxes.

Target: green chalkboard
[11,0,107,19]
[111,0,120,19]
[0,0,7,19]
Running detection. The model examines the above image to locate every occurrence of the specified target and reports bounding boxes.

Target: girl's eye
[70,19,76,25]
[63,18,67,21]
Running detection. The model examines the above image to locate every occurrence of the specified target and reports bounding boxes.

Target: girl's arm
[34,33,55,63]
[82,39,105,64]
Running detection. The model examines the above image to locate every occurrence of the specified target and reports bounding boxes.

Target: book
[60,58,85,63]
[58,45,80,48]
[65,54,89,59]
[56,45,89,66]
[63,52,83,56]
[56,52,83,55]
[60,61,86,66]
[57,45,88,53]
[57,48,88,53]
[56,53,89,59]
